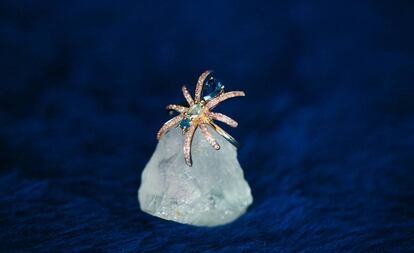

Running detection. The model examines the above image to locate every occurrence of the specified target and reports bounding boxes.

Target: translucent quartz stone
[138,127,253,227]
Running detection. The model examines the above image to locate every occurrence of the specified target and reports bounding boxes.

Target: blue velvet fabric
[1,0,413,252]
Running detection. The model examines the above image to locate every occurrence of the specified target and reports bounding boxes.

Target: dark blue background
[1,0,414,252]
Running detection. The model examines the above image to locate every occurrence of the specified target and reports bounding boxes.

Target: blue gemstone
[179,118,191,130]
[202,75,223,101]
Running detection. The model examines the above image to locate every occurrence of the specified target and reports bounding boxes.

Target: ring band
[208,121,239,149]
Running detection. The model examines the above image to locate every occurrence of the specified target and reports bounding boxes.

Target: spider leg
[206,112,238,128]
[183,124,197,166]
[181,85,194,106]
[166,104,188,114]
[194,70,211,103]
[157,115,184,140]
[199,123,220,150]
[205,91,245,110]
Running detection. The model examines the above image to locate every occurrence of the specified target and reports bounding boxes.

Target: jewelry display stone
[138,126,253,227]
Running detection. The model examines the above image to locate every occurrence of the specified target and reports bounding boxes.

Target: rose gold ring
[156,70,245,167]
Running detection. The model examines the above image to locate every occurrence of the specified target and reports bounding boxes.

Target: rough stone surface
[138,126,253,227]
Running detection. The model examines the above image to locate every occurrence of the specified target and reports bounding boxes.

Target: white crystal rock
[138,126,253,227]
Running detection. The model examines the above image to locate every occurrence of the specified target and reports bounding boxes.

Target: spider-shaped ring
[157,70,245,167]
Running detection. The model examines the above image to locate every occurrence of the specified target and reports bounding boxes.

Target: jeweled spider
[157,70,245,166]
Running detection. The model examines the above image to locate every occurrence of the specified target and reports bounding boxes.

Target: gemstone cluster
[179,73,224,132]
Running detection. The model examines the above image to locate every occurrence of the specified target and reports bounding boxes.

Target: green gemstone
[180,104,203,131]
[188,104,202,117]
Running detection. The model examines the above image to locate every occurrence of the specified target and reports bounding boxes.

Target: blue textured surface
[1,1,414,252]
